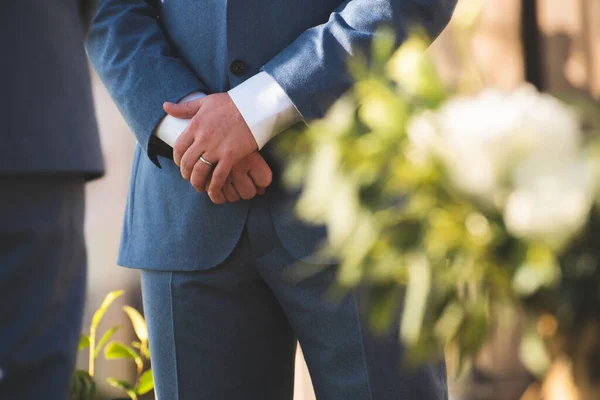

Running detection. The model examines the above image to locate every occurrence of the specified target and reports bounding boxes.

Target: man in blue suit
[0,1,103,399]
[87,0,456,398]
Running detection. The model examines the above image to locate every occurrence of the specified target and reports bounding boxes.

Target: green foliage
[95,325,121,358]
[278,27,600,381]
[88,290,125,377]
[91,291,125,335]
[105,341,141,365]
[79,335,91,351]
[106,378,137,400]
[70,370,96,400]
[70,291,154,400]
[137,369,155,396]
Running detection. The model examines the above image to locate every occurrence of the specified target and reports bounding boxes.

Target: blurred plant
[71,291,154,400]
[278,25,600,397]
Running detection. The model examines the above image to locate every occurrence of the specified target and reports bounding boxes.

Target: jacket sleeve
[261,0,457,121]
[85,0,207,165]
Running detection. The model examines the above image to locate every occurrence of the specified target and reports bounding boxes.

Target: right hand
[204,152,273,204]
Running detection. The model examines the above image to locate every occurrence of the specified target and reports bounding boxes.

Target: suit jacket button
[229,60,246,76]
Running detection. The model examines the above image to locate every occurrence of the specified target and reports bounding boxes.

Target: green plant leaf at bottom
[91,291,125,332]
[79,335,91,351]
[136,369,154,395]
[94,325,121,358]
[107,378,137,400]
[122,306,148,343]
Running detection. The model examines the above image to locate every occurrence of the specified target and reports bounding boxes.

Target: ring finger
[189,153,215,192]
[180,142,205,180]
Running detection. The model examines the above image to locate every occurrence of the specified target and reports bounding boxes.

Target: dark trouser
[141,196,448,400]
[0,176,87,400]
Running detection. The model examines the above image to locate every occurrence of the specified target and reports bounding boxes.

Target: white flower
[408,85,582,207]
[504,158,595,247]
[408,84,596,246]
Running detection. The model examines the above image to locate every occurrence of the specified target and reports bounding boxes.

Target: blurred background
[80,0,600,398]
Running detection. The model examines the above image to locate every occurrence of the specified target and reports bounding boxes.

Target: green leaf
[433,302,465,344]
[91,290,125,333]
[105,341,144,372]
[106,378,137,400]
[458,301,490,355]
[79,334,91,351]
[372,26,396,67]
[136,369,154,395]
[104,341,138,361]
[70,370,96,400]
[122,306,148,342]
[94,325,121,358]
[106,377,134,391]
[400,253,431,345]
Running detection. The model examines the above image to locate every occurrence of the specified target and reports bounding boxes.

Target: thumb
[163,97,205,118]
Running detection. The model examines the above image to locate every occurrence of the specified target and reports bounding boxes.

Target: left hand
[210,152,273,204]
[165,93,258,201]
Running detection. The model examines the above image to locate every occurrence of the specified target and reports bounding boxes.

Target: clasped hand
[164,93,271,204]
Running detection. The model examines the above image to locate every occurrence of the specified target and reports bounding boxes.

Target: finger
[173,128,195,167]
[222,182,241,203]
[248,159,273,189]
[231,174,257,200]
[208,160,233,201]
[180,141,205,180]
[257,187,266,195]
[208,183,227,204]
[163,97,205,119]
[189,155,215,191]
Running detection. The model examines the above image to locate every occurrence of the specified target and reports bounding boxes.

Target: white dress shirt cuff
[154,92,206,147]
[228,71,302,149]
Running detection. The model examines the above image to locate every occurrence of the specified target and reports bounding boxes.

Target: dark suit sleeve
[85,0,207,165]
[262,0,457,122]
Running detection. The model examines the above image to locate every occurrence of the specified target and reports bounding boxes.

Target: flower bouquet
[279,28,600,398]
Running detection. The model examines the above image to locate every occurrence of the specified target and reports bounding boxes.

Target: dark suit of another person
[0,1,103,398]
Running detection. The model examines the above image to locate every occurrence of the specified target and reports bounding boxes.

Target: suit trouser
[0,176,87,400]
[141,195,448,400]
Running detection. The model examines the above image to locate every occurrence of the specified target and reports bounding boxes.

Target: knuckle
[223,147,235,159]
[192,162,205,173]
[200,128,215,143]
[174,141,188,156]
[188,118,201,132]
[213,171,227,183]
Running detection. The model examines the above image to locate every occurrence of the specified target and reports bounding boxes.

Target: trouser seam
[169,272,181,400]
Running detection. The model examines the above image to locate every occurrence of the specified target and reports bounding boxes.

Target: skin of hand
[213,152,273,204]
[165,93,259,204]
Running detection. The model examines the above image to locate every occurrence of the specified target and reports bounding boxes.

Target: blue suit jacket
[0,0,104,178]
[86,0,456,271]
